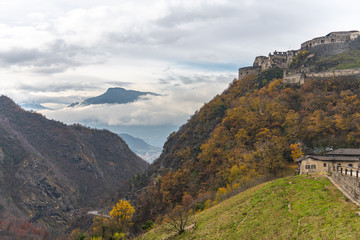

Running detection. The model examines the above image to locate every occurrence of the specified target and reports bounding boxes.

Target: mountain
[20,103,50,110]
[0,96,148,236]
[69,87,160,107]
[85,123,179,148]
[131,66,360,227]
[119,133,162,163]
[143,174,360,239]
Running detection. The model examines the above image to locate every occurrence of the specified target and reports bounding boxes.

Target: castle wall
[253,56,270,71]
[283,72,305,84]
[349,37,360,51]
[306,68,360,78]
[269,53,288,69]
[300,31,360,57]
[238,66,261,80]
[238,31,360,83]
[301,41,352,57]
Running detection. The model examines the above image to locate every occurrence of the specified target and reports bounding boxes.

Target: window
[311,165,316,169]
[349,164,353,167]
[323,163,327,167]
[305,165,310,169]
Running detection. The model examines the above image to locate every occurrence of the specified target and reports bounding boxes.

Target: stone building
[238,30,360,83]
[238,50,297,80]
[296,149,360,175]
[238,66,261,80]
[300,31,360,57]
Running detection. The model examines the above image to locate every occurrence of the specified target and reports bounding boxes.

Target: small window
[323,163,327,167]
[349,164,353,167]
[305,165,310,169]
[311,165,316,169]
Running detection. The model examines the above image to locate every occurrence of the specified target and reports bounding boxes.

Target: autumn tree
[290,143,303,161]
[109,200,135,236]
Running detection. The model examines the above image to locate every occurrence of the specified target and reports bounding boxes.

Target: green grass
[314,50,360,72]
[142,174,360,239]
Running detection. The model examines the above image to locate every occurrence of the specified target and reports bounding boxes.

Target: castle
[238,31,360,84]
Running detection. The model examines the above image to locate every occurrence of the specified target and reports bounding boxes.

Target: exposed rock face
[0,96,148,235]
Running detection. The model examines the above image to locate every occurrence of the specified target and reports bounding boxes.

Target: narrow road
[87,210,111,218]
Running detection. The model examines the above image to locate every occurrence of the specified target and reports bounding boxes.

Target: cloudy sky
[0,0,360,145]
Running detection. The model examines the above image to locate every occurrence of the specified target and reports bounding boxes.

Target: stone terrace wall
[306,68,360,78]
[331,167,360,205]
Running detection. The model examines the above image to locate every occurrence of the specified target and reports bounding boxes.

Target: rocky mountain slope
[0,96,148,236]
[69,87,159,107]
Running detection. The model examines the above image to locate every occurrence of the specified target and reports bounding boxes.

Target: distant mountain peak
[69,87,160,107]
[119,133,162,163]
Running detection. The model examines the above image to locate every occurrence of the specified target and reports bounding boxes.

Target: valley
[0,96,148,237]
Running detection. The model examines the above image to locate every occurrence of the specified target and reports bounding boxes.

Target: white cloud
[1,0,360,143]
[40,79,229,126]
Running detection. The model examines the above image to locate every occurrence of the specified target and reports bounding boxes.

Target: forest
[66,69,360,239]
[130,71,360,235]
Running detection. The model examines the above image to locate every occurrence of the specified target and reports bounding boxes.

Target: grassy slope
[143,174,360,240]
[313,50,360,71]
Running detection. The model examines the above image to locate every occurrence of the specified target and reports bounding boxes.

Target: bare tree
[163,204,192,235]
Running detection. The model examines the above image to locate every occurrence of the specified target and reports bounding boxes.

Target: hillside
[119,134,162,163]
[143,174,360,239]
[0,96,148,237]
[69,87,159,107]
[289,49,360,72]
[130,69,360,227]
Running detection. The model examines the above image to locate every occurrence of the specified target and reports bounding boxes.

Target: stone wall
[238,66,261,80]
[300,31,360,57]
[269,52,288,69]
[331,168,360,204]
[298,157,328,175]
[254,56,271,71]
[306,68,360,78]
[302,41,352,57]
[283,72,305,84]
[238,31,360,83]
